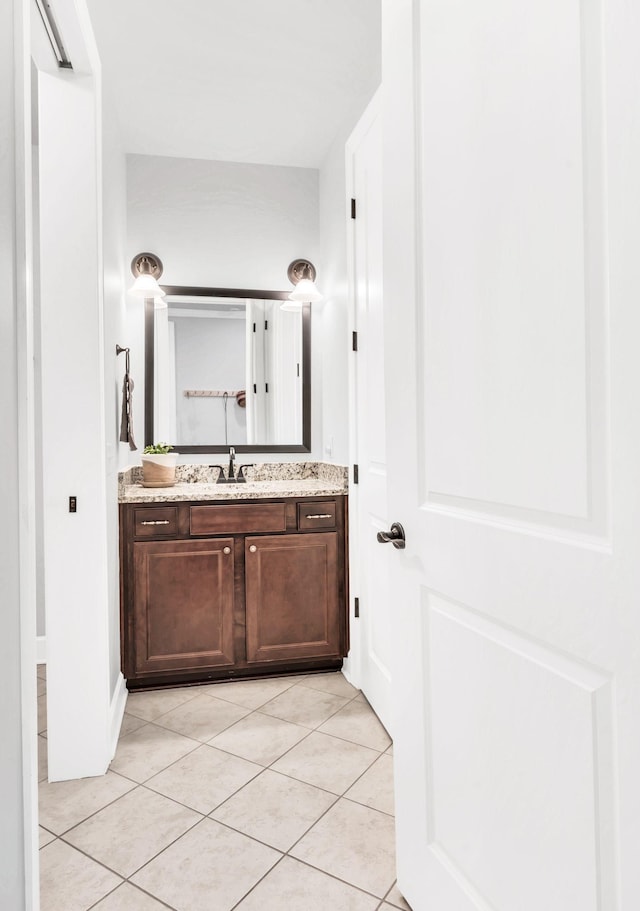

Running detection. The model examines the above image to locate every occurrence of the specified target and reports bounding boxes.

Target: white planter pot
[141,453,178,488]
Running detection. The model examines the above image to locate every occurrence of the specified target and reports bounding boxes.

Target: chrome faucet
[228,446,236,480]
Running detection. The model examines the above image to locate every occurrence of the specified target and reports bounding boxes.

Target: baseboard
[109,672,128,759]
[341,654,359,690]
[36,635,47,664]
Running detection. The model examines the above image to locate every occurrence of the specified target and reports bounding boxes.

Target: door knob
[377,522,406,549]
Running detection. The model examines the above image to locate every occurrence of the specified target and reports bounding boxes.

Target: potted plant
[141,443,178,488]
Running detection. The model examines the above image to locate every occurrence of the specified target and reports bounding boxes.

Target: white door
[383,1,640,910]
[347,94,394,733]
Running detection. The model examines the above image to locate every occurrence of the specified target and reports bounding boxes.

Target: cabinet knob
[223,546,231,555]
[249,545,257,553]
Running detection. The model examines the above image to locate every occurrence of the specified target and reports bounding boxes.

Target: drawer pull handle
[249,545,257,553]
[140,520,171,526]
[223,546,231,555]
[305,513,333,519]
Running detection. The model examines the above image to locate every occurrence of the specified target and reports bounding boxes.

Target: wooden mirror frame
[145,285,311,454]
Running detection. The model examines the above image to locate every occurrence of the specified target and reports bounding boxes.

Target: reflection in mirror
[146,287,311,454]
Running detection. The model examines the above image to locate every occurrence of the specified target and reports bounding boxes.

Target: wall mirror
[145,286,311,453]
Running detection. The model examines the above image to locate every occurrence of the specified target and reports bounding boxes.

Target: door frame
[343,88,382,692]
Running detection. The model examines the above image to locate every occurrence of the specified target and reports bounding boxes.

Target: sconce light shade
[128,252,166,303]
[288,278,323,303]
[285,258,323,307]
[129,273,166,299]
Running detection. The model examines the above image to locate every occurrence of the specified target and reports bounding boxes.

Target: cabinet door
[133,538,235,674]
[245,532,341,664]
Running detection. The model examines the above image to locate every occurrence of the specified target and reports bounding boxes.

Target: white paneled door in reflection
[383,1,640,909]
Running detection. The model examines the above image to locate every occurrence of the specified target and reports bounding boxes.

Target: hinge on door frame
[351,198,356,219]
[352,331,358,352]
[353,464,359,484]
[354,597,360,618]
[265,320,268,331]
[265,383,269,393]
[253,322,256,333]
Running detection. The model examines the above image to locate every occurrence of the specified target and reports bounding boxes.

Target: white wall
[36,12,115,778]
[101,88,128,706]
[126,153,322,461]
[31,10,128,753]
[174,315,247,444]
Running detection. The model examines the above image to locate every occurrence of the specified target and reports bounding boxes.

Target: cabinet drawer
[297,501,337,530]
[134,506,178,537]
[190,503,286,536]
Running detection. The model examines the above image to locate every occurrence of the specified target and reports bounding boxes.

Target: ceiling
[86,0,381,169]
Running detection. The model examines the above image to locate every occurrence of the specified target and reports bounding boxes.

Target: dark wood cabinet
[245,532,341,664]
[132,538,235,675]
[120,496,348,689]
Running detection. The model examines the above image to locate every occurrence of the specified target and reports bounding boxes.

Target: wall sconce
[129,252,167,307]
[282,258,323,311]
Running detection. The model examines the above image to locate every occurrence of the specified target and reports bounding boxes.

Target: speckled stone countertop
[118,462,348,503]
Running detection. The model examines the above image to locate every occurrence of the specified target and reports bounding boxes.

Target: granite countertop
[118,462,348,503]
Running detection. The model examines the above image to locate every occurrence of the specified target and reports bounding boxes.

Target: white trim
[343,87,382,692]
[109,673,128,760]
[36,636,47,665]
[15,0,40,904]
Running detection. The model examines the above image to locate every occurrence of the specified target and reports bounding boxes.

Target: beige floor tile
[201,675,301,710]
[154,693,249,742]
[345,753,395,815]
[125,687,199,721]
[37,694,47,734]
[110,722,199,782]
[39,770,136,835]
[212,769,336,850]
[271,731,380,794]
[296,671,360,699]
[385,881,413,910]
[210,711,309,765]
[146,744,262,814]
[64,786,201,877]
[39,840,121,911]
[259,685,349,729]
[291,799,396,898]
[119,712,147,738]
[91,882,170,910]
[37,663,47,680]
[131,817,280,911]
[386,743,394,755]
[37,677,46,697]
[319,696,392,751]
[234,856,379,911]
[39,827,55,849]
[38,734,48,783]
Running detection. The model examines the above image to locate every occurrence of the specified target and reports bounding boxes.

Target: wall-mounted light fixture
[128,252,167,307]
[282,259,323,311]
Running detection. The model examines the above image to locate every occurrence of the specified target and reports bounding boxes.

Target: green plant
[143,442,174,455]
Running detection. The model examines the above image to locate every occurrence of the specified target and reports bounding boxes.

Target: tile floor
[37,666,413,911]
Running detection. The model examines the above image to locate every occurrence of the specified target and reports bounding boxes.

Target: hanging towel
[119,349,138,451]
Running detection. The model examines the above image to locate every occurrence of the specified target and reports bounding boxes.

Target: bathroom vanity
[119,463,348,690]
